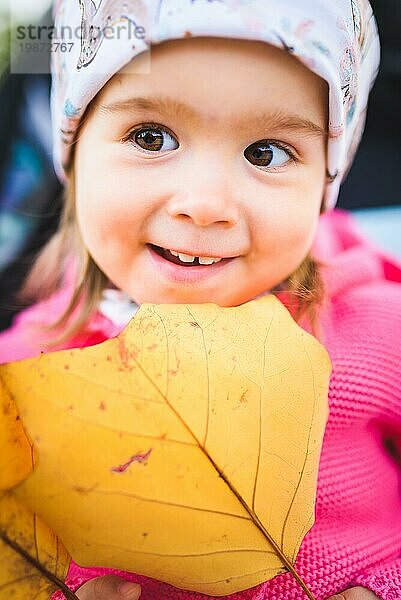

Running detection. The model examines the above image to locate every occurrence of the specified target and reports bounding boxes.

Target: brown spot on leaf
[184,30,192,37]
[99,401,106,411]
[73,483,98,494]
[111,448,153,473]
[117,337,138,371]
[118,337,129,367]
[239,389,248,404]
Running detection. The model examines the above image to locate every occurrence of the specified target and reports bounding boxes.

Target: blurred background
[0,0,400,331]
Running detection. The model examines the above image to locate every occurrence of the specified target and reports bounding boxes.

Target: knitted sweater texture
[1,209,401,599]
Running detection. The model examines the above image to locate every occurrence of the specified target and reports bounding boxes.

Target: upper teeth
[169,250,222,265]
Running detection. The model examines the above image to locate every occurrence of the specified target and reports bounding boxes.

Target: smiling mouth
[149,244,232,267]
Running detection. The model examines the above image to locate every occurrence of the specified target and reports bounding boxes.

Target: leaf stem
[0,531,79,600]
[244,511,317,600]
[205,465,317,599]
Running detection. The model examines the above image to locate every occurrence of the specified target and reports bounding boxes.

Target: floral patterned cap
[51,0,380,209]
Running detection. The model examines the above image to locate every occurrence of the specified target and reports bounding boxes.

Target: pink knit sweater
[1,209,401,600]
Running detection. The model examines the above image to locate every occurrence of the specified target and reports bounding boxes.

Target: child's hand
[76,575,141,599]
[327,587,379,599]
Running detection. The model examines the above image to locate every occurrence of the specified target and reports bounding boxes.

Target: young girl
[1,1,401,599]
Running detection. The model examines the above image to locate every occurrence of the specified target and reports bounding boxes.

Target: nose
[165,167,240,228]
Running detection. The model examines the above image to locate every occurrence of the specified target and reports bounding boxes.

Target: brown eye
[131,126,178,153]
[244,141,292,168]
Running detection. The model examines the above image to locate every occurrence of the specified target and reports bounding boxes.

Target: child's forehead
[96,37,328,127]
[113,36,313,79]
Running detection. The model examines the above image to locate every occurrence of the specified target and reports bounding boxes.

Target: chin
[133,289,228,307]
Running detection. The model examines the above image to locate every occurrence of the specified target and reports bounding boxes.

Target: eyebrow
[98,95,327,138]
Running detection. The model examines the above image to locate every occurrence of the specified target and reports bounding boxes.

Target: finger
[76,575,141,600]
[328,587,379,600]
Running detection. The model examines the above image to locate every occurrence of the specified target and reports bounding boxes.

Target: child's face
[75,37,328,306]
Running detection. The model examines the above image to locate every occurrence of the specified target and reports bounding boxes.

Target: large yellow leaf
[0,295,331,597]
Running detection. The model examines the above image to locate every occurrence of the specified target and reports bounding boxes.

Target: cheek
[76,193,122,251]
[75,167,146,251]
[253,193,320,254]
